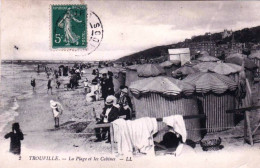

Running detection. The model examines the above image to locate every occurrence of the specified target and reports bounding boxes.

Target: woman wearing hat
[94,95,119,143]
[50,100,63,128]
[115,86,133,120]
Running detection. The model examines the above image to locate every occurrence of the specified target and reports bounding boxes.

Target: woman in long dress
[58,8,82,46]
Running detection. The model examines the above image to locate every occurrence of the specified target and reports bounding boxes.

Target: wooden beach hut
[129,76,202,142]
[159,60,181,76]
[183,72,238,133]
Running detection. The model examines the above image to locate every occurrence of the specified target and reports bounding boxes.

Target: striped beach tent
[129,76,202,142]
[184,72,238,133]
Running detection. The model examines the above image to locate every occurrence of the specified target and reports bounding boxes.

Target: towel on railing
[163,115,187,143]
[112,117,158,156]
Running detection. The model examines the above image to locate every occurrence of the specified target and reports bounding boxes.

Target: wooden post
[110,124,115,154]
[244,112,247,144]
[245,111,253,146]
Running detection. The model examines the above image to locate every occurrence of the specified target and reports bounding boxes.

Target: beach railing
[93,114,205,154]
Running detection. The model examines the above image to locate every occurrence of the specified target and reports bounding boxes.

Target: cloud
[1,0,260,61]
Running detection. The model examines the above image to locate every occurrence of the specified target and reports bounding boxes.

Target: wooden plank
[93,123,111,128]
[226,106,260,114]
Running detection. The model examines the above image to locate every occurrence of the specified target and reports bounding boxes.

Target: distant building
[168,48,190,65]
[189,41,217,57]
[221,29,233,39]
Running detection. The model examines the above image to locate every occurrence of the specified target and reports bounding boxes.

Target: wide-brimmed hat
[50,100,57,108]
[105,95,116,105]
[121,88,128,93]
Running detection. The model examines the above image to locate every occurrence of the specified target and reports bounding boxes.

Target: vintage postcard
[1,0,260,168]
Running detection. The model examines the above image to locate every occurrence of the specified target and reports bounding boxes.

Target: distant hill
[117,25,260,62]
[116,45,170,62]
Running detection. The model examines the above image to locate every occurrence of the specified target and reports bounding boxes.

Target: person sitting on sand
[4,123,24,157]
[47,78,53,94]
[50,100,63,128]
[94,96,119,143]
[31,77,36,91]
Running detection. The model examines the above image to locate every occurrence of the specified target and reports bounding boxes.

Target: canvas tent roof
[197,55,220,62]
[129,76,195,96]
[249,52,260,60]
[208,63,241,75]
[137,64,166,77]
[225,55,258,70]
[193,62,218,72]
[183,72,237,94]
[172,66,199,76]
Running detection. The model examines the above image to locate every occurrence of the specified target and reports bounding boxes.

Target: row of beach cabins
[100,51,260,143]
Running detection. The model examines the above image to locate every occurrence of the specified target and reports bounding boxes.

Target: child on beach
[4,123,24,157]
[50,100,63,128]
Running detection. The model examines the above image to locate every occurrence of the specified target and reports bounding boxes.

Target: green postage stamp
[51,5,87,49]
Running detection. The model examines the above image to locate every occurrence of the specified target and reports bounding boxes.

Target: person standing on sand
[47,78,53,94]
[50,100,63,128]
[4,123,24,158]
[31,77,36,91]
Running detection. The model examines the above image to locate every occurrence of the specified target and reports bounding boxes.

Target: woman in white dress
[58,8,82,46]
[50,100,63,128]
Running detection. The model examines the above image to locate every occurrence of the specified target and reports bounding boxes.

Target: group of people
[94,85,133,143]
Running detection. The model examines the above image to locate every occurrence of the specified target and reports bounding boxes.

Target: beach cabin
[183,72,238,133]
[129,76,202,142]
[168,48,191,66]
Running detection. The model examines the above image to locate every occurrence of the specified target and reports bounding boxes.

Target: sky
[1,0,260,61]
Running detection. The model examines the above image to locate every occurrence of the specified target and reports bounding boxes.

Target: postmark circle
[87,11,104,55]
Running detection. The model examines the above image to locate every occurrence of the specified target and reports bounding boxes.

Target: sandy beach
[0,64,260,168]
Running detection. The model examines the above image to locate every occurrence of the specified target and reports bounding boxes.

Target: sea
[0,63,46,134]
